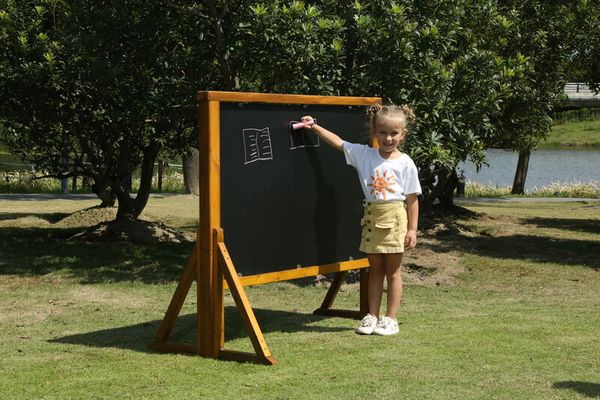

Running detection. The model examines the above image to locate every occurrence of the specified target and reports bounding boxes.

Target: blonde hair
[366,104,416,133]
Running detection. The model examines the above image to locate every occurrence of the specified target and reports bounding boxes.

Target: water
[459,148,600,190]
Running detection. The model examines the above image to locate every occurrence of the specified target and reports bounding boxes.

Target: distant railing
[564,82,600,105]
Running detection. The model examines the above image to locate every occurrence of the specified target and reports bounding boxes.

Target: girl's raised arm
[301,116,344,152]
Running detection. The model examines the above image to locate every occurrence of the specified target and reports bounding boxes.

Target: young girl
[301,104,421,336]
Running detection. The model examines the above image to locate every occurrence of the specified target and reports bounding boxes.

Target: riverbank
[543,118,600,148]
[455,196,600,203]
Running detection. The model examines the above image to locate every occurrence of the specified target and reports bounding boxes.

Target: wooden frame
[149,91,381,364]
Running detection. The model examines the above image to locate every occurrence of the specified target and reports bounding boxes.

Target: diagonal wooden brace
[214,228,277,365]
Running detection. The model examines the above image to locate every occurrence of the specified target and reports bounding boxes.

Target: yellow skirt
[359,200,408,254]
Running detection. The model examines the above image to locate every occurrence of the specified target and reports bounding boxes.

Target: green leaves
[331,37,343,52]
[237,0,345,94]
[1,0,206,214]
[250,4,268,16]
[0,0,584,208]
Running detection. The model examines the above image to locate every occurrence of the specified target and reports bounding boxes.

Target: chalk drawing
[243,127,273,164]
[289,121,320,150]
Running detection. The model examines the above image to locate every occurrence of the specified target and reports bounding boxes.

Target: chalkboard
[220,102,371,276]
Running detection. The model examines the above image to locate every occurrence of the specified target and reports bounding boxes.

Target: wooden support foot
[313,269,369,320]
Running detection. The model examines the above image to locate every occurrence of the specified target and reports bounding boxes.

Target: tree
[2,0,586,218]
[319,0,512,208]
[230,0,498,209]
[490,1,579,194]
[1,1,213,219]
[573,0,600,92]
[326,0,581,200]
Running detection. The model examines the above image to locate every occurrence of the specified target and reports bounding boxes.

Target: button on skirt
[359,200,408,254]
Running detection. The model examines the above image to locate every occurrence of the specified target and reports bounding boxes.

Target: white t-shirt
[343,141,422,201]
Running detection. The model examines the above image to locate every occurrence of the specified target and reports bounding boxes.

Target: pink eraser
[291,120,315,130]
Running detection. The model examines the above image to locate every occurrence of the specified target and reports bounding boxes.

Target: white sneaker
[373,316,399,336]
[356,313,378,335]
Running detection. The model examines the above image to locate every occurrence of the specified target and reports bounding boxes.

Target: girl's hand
[301,116,315,129]
[405,229,417,250]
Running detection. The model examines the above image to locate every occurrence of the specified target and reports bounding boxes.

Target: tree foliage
[573,0,600,92]
[236,0,583,205]
[1,0,592,218]
[1,0,212,218]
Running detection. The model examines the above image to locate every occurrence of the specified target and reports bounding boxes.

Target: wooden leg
[197,234,211,357]
[150,226,369,363]
[149,242,199,347]
[313,270,362,319]
[212,229,225,356]
[216,231,277,365]
[313,271,347,314]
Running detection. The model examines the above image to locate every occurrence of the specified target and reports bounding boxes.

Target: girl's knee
[384,262,402,278]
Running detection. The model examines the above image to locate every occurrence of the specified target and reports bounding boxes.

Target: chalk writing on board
[289,121,320,150]
[243,127,273,164]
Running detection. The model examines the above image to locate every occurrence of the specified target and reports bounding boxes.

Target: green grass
[1,198,599,399]
[544,119,600,148]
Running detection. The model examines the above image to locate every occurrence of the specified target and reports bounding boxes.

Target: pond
[459,148,600,190]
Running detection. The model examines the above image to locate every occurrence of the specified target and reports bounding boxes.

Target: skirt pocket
[360,202,407,253]
[374,221,396,229]
[373,216,400,242]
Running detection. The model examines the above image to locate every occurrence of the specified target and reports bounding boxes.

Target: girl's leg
[383,253,404,318]
[367,253,386,316]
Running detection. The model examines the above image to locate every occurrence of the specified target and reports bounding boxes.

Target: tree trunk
[183,148,199,195]
[511,149,531,195]
[91,180,116,207]
[157,159,164,192]
[117,145,158,220]
[114,187,136,221]
[421,169,454,212]
[438,169,459,206]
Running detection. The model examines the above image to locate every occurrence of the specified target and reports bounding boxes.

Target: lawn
[544,119,600,148]
[1,195,599,399]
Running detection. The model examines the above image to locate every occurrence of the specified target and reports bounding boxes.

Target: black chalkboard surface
[220,102,371,276]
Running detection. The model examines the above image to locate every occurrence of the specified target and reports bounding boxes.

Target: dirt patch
[69,218,194,244]
[49,206,194,244]
[401,239,463,286]
[310,238,466,288]
[55,206,118,228]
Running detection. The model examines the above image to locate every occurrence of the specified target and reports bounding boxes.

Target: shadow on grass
[0,212,70,223]
[523,217,600,235]
[0,225,347,286]
[432,231,600,269]
[552,381,600,398]
[49,306,346,354]
[423,207,600,269]
[0,226,192,284]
